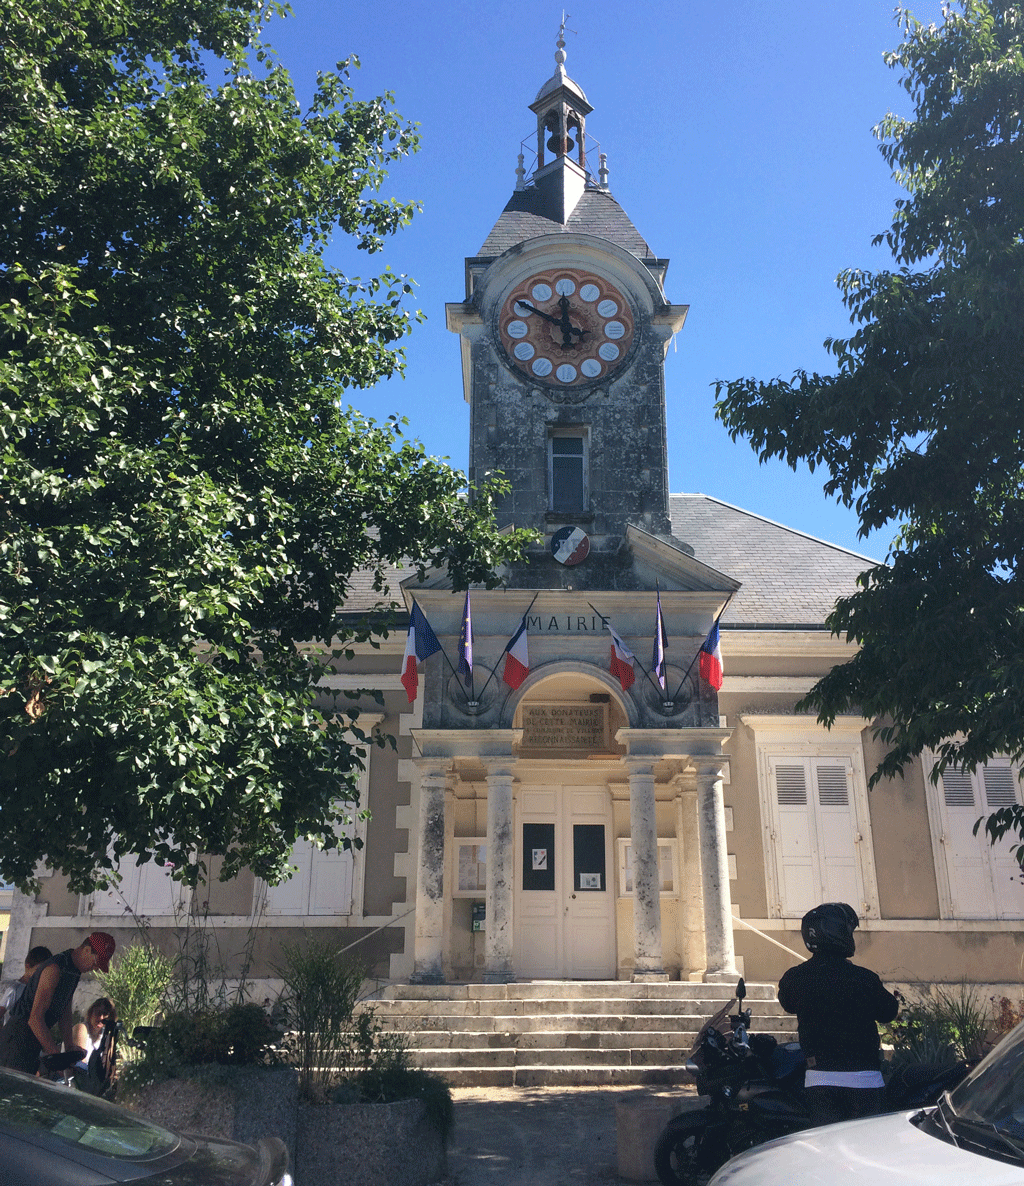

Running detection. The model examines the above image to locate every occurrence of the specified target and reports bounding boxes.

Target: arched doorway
[511,672,629,979]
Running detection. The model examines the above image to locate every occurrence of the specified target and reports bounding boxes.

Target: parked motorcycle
[654,978,969,1186]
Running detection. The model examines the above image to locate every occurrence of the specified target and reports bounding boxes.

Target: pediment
[623,524,741,595]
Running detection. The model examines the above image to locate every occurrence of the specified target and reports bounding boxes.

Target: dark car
[0,1065,291,1185]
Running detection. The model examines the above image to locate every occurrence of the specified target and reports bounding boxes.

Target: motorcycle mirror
[736,977,746,1001]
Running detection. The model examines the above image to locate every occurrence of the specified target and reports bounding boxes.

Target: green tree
[715,4,1024,812]
[0,0,528,892]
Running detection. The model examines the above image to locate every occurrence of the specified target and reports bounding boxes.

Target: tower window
[549,433,587,512]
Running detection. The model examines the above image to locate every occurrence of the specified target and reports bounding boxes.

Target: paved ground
[443,1085,698,1186]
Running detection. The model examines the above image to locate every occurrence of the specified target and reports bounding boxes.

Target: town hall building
[5,38,1024,1012]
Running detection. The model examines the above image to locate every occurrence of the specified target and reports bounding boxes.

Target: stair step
[431,1065,694,1088]
[399,1029,699,1050]
[410,1046,696,1069]
[367,998,790,1018]
[379,981,778,1002]
[370,1012,794,1034]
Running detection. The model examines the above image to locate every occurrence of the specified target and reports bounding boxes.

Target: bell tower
[526,24,593,225]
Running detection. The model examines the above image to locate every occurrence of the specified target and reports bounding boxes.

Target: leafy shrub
[139,1003,280,1071]
[97,943,175,1041]
[883,982,990,1070]
[275,940,412,1102]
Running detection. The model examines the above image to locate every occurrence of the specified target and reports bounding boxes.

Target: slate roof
[477,185,655,260]
[669,493,880,629]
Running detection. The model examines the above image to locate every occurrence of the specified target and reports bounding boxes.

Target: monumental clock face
[498,267,636,388]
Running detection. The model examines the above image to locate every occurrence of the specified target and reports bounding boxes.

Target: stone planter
[123,1066,298,1154]
[295,1098,446,1186]
[124,1070,446,1186]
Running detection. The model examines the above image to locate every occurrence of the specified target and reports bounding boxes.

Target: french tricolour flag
[699,620,724,691]
[502,619,530,690]
[400,601,442,703]
[605,623,636,692]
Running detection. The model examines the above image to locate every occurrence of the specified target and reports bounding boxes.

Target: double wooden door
[513,784,615,979]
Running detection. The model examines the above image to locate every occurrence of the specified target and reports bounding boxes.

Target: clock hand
[558,295,576,347]
[515,299,561,327]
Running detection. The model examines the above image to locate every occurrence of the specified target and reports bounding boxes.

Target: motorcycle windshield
[948,1020,1024,1137]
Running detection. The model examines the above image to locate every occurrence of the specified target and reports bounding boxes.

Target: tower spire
[528,16,592,222]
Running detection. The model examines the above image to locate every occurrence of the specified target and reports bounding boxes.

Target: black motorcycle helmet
[801,902,858,957]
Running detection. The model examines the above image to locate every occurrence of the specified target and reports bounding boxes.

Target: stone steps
[362,981,797,1087]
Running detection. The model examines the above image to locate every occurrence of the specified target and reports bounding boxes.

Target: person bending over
[0,933,115,1075]
[778,903,898,1126]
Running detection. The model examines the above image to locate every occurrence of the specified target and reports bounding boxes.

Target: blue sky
[262,1,945,560]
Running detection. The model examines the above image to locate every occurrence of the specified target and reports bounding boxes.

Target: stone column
[411,757,450,983]
[483,760,516,983]
[694,760,738,982]
[675,780,706,982]
[624,756,666,980]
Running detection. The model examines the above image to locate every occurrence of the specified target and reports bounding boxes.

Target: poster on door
[522,822,555,891]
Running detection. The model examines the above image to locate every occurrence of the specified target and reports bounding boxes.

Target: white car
[710,1021,1024,1185]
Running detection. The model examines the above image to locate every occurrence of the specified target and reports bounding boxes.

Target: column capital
[692,757,730,782]
[620,754,657,779]
[413,754,454,780]
[482,757,516,782]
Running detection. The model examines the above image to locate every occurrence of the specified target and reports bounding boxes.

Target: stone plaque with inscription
[520,703,607,751]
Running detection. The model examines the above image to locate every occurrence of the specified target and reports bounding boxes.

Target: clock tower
[407,30,738,988]
[446,30,689,585]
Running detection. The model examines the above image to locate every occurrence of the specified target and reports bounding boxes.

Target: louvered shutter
[263,840,313,915]
[770,760,817,915]
[937,767,992,917]
[814,762,861,906]
[982,762,1024,918]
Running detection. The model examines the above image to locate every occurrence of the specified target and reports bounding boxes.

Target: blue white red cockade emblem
[551,526,590,566]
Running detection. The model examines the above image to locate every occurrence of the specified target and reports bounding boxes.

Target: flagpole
[669,595,734,702]
[473,591,541,702]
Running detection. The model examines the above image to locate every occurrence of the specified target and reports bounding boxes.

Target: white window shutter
[264,837,355,916]
[814,762,861,907]
[309,844,354,916]
[264,840,313,915]
[982,762,1024,918]
[771,761,817,915]
[939,767,994,918]
[92,858,179,917]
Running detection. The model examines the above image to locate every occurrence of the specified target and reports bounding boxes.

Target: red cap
[87,932,116,972]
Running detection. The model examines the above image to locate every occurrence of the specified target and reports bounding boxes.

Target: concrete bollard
[616,1094,703,1182]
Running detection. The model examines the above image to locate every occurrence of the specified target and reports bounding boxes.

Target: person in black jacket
[778,902,899,1126]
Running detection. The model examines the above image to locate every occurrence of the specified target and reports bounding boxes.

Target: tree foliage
[0,0,529,892]
[715,3,1024,799]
